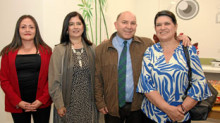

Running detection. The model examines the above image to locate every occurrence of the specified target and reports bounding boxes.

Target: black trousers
[104,103,146,123]
[11,106,51,123]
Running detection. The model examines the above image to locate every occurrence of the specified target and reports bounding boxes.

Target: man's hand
[177,33,191,47]
[99,107,108,114]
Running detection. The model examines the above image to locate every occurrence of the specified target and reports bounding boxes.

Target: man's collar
[115,34,132,45]
[106,32,142,49]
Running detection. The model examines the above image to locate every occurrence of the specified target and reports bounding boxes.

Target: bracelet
[16,105,20,109]
[181,104,186,113]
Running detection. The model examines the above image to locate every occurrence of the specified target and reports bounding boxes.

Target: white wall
[172,0,220,59]
[42,0,80,47]
[1,0,219,58]
[0,0,43,54]
[0,0,220,122]
[135,0,220,59]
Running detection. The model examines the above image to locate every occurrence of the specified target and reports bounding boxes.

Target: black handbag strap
[182,45,192,95]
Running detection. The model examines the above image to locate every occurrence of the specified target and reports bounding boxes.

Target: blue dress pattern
[136,42,212,123]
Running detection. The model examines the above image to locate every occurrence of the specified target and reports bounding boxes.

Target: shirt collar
[116,34,132,46]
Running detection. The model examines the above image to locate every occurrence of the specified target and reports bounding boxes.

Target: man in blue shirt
[95,11,191,123]
[95,11,154,123]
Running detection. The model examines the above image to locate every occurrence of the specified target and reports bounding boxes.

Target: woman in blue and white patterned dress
[136,10,211,123]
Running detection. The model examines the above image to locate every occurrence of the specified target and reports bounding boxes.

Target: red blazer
[0,46,52,113]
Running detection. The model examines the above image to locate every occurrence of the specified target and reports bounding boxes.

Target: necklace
[72,46,84,67]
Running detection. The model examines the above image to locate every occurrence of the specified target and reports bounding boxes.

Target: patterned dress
[65,48,96,123]
[136,42,211,123]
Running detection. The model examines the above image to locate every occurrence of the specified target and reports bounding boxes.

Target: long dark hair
[0,15,51,56]
[60,11,92,45]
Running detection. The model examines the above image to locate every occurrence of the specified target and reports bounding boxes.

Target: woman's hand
[18,101,31,110]
[31,100,42,109]
[165,105,185,122]
[57,107,66,117]
[145,91,185,122]
[182,96,198,113]
[24,100,42,112]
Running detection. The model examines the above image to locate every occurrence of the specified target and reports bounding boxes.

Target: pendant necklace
[72,46,83,67]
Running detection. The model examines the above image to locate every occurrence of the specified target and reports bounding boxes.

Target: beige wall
[135,0,220,59]
[0,0,220,122]
[0,0,43,54]
[1,0,220,58]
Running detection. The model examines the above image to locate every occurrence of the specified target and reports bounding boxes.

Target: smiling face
[155,16,177,42]
[68,16,84,39]
[19,18,36,42]
[114,11,137,40]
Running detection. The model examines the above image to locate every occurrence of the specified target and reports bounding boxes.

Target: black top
[15,54,41,103]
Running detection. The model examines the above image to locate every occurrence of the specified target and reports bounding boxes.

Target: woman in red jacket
[0,15,52,123]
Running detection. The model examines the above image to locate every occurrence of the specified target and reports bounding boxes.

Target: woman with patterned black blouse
[136,10,211,123]
[48,11,98,123]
